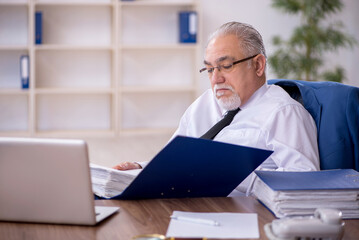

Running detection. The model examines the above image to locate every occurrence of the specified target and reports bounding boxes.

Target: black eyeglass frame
[199,54,259,73]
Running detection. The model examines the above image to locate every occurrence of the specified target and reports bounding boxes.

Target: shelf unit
[0,0,201,137]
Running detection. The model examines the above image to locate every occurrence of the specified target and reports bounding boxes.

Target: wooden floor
[84,133,173,168]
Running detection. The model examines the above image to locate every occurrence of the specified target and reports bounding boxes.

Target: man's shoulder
[246,84,310,121]
[265,84,304,108]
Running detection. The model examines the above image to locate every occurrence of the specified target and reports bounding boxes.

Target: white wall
[198,0,359,92]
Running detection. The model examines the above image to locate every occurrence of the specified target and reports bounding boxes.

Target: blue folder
[35,11,42,44]
[179,11,197,43]
[110,136,272,200]
[255,169,359,191]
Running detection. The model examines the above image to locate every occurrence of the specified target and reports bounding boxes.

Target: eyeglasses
[199,54,259,74]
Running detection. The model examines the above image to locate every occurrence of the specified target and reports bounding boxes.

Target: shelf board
[34,129,116,138]
[121,85,195,93]
[121,43,198,50]
[35,45,114,51]
[34,1,113,7]
[0,46,28,51]
[0,88,29,95]
[120,0,197,7]
[0,2,28,6]
[35,88,114,94]
[0,131,31,137]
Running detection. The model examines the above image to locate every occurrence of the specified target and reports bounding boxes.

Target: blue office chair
[268,79,359,171]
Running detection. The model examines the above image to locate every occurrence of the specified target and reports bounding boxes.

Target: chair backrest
[268,79,359,171]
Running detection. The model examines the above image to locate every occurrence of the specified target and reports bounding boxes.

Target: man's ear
[254,54,266,77]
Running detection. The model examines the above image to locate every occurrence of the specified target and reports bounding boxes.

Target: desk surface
[0,196,358,240]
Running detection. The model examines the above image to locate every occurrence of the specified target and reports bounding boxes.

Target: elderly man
[114,22,320,194]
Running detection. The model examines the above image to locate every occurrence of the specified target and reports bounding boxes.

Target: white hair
[207,22,267,67]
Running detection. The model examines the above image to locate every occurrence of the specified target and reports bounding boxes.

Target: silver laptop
[0,137,119,225]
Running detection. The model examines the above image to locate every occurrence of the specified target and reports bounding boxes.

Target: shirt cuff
[135,161,149,169]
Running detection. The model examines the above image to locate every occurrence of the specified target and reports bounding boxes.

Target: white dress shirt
[171,83,320,194]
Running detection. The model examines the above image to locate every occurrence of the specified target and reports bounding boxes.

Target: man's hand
[112,162,142,171]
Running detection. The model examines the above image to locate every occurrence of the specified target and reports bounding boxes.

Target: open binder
[99,136,272,200]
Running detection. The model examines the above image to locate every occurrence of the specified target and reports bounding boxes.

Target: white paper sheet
[166,211,259,239]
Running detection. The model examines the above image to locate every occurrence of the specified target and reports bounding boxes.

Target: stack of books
[253,169,359,219]
[90,163,141,198]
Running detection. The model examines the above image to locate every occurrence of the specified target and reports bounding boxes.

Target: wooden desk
[0,197,358,240]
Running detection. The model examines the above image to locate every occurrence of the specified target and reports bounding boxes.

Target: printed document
[90,163,141,198]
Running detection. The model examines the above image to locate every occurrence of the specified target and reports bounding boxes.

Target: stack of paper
[253,169,359,219]
[90,163,141,198]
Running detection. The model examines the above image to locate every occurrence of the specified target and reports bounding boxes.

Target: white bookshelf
[0,0,201,137]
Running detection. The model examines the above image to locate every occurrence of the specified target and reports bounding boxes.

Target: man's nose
[211,67,225,84]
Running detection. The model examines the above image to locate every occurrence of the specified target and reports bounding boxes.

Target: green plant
[269,0,357,82]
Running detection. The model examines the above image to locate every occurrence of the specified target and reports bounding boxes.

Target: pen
[170,215,220,226]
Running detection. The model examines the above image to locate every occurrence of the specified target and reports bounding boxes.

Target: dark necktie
[200,108,240,140]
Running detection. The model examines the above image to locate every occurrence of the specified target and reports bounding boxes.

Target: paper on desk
[90,163,141,198]
[166,211,259,239]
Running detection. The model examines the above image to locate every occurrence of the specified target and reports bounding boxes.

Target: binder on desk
[253,169,359,219]
[35,11,42,44]
[20,55,29,89]
[179,11,197,43]
[98,136,272,200]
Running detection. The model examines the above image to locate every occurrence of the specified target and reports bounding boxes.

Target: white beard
[213,84,242,110]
